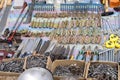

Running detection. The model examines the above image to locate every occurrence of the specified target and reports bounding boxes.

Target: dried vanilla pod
[61,21,65,28]
[46,19,49,28]
[86,19,90,27]
[82,19,86,27]
[69,36,73,44]
[84,35,91,44]
[80,35,85,44]
[53,22,58,29]
[56,36,61,43]
[36,22,39,28]
[53,64,84,77]
[43,21,46,28]
[70,20,74,28]
[59,21,63,29]
[68,36,73,44]
[48,21,51,28]
[62,36,67,44]
[66,36,70,44]
[88,63,118,80]
[90,35,96,44]
[31,21,34,27]
[26,56,48,69]
[34,21,38,28]
[95,35,102,44]
[50,21,54,28]
[32,20,36,28]
[43,21,47,28]
[38,21,41,28]
[73,35,77,44]
[76,35,80,44]
[57,22,61,28]
[63,20,68,28]
[0,59,24,73]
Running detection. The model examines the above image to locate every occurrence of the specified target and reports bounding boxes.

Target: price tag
[13,0,24,9]
[7,53,13,57]
[0,52,4,56]
[54,1,61,11]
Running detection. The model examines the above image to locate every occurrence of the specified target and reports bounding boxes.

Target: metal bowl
[18,67,53,80]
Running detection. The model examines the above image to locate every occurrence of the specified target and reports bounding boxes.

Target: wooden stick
[7,0,12,6]
[0,0,4,9]
[105,0,109,12]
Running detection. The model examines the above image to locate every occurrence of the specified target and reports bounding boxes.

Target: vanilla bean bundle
[19,28,102,44]
[31,12,101,28]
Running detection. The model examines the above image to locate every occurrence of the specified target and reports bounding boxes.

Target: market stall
[0,0,119,80]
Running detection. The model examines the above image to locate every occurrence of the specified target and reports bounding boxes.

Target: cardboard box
[85,61,119,80]
[0,58,24,80]
[51,60,86,80]
[23,55,52,70]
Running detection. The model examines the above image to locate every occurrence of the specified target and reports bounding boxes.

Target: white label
[7,53,13,57]
[13,0,24,8]
[0,52,4,56]
[54,0,61,11]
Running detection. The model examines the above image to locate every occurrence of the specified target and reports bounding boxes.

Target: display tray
[0,58,23,80]
[86,61,119,80]
[0,60,119,80]
[51,60,86,80]
[53,76,86,80]
[23,55,52,70]
[0,58,25,74]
